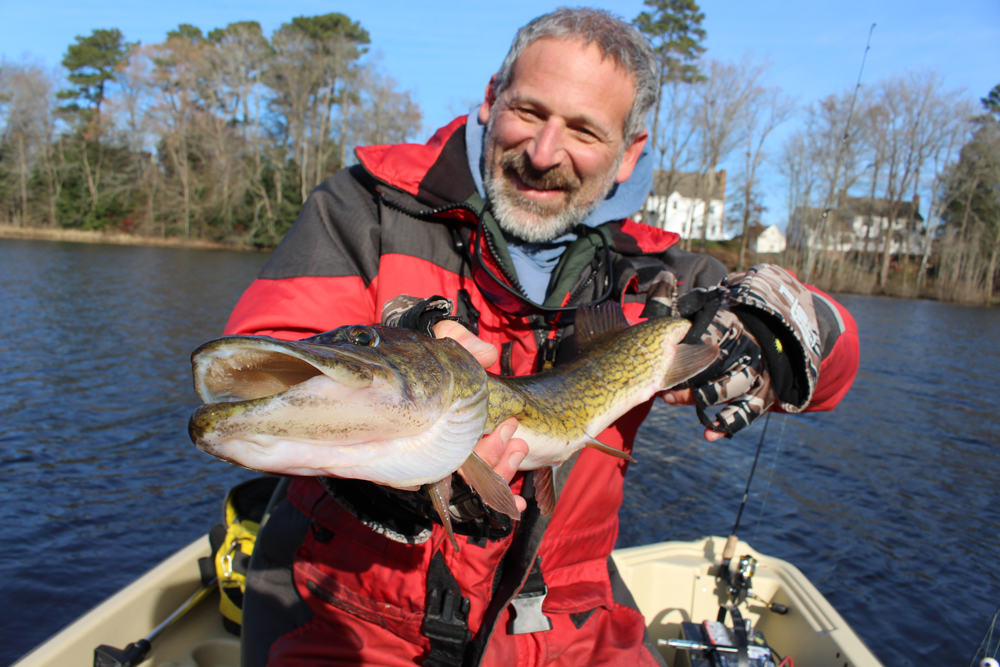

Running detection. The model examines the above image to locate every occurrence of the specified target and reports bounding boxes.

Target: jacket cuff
[381,295,455,334]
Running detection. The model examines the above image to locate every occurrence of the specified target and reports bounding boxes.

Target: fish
[189,303,718,549]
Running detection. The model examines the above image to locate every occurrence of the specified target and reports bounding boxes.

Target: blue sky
[2,0,998,228]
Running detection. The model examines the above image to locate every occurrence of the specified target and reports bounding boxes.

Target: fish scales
[484,316,695,469]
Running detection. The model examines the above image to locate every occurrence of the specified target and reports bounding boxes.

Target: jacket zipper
[480,222,531,300]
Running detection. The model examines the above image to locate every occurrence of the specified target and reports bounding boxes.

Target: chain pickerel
[189,304,718,549]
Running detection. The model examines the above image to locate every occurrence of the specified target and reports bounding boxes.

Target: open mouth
[198,348,325,403]
[193,338,376,405]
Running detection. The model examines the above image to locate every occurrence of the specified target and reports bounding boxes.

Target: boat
[12,532,884,667]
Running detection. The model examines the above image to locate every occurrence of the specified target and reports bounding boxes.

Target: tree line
[633,0,999,305]
[0,14,421,245]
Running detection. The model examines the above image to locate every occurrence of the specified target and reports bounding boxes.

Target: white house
[752,224,786,254]
[788,195,925,256]
[634,170,727,241]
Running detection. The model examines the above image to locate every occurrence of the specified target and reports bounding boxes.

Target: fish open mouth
[192,337,376,405]
[188,332,489,490]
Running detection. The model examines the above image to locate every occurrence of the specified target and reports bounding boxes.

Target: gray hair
[492,7,657,144]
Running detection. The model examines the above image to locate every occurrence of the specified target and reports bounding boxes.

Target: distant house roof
[651,170,726,200]
[839,196,923,222]
[794,196,924,223]
[737,223,785,241]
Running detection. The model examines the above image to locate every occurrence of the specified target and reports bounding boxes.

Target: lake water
[2,238,999,666]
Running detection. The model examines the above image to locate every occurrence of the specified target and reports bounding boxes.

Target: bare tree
[267,27,321,203]
[150,28,210,237]
[346,61,422,153]
[205,22,275,240]
[872,71,957,288]
[689,56,767,249]
[732,86,794,269]
[916,102,974,292]
[939,109,1000,303]
[779,131,819,257]
[652,78,699,207]
[799,90,869,280]
[0,59,54,225]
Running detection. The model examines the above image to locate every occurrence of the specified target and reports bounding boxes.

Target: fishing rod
[717,412,788,618]
[803,22,876,284]
[718,412,769,573]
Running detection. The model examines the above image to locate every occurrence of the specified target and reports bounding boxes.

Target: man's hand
[661,389,728,442]
[433,320,529,514]
[433,319,499,368]
[663,308,775,441]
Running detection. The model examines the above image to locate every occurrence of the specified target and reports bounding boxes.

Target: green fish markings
[189,304,718,550]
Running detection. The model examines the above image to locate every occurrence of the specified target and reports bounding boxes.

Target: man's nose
[527,120,566,171]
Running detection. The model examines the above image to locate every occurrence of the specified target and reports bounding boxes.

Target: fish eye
[348,326,379,347]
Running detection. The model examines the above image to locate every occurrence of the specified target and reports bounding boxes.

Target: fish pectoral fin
[533,465,558,516]
[663,343,722,388]
[426,478,460,553]
[584,437,637,463]
[460,453,521,521]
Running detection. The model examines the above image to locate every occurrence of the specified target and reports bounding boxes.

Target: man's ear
[478,74,499,125]
[615,129,649,184]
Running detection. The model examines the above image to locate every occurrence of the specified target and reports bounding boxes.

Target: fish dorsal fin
[575,302,630,350]
[460,453,521,520]
[663,342,721,389]
[584,437,637,463]
[533,466,558,516]
[426,477,459,552]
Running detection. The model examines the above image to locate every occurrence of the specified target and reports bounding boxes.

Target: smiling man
[226,8,859,667]
[480,36,648,242]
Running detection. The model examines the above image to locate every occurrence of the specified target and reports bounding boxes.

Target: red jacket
[226,117,859,666]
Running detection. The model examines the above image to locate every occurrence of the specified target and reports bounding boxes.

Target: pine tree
[57,28,133,123]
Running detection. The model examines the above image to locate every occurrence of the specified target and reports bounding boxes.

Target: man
[227,8,859,666]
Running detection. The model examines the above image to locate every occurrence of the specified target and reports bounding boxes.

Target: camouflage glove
[381,294,459,335]
[677,291,775,436]
[672,265,823,436]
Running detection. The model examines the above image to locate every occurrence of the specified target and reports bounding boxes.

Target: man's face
[479,37,647,242]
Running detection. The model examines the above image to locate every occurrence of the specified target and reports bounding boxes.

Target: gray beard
[482,115,623,243]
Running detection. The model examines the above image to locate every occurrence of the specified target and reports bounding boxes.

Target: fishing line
[968,600,1000,666]
[752,414,788,544]
[803,22,876,284]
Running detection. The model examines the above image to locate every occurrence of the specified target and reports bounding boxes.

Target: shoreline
[2,224,992,306]
[0,224,262,252]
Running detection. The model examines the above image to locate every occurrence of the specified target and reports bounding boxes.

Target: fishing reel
[724,555,757,606]
[718,548,788,616]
